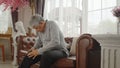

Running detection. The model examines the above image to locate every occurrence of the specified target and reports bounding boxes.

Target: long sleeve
[33,36,43,49]
[38,22,61,54]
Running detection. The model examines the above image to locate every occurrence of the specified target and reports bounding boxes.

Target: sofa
[16,34,101,68]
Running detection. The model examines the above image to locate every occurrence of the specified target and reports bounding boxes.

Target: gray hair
[29,14,44,26]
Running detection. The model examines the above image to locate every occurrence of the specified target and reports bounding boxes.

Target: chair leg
[2,46,5,62]
[0,45,5,62]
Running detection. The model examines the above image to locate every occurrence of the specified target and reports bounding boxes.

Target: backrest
[17,36,81,56]
[17,36,74,51]
[17,35,88,57]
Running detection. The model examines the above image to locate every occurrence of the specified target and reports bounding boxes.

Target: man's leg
[19,55,41,68]
[39,50,67,68]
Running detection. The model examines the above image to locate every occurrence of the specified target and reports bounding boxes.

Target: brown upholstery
[0,44,5,62]
[17,34,101,68]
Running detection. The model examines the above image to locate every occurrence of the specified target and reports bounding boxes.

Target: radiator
[101,44,120,68]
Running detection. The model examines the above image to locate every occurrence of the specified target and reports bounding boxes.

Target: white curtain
[0,4,12,34]
[44,0,82,37]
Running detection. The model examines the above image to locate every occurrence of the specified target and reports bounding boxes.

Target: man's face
[33,21,46,32]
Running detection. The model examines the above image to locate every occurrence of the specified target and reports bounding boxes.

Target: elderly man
[19,14,69,68]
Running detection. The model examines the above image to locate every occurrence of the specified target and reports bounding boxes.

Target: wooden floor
[0,60,18,68]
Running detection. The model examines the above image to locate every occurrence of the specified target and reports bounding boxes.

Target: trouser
[19,49,67,68]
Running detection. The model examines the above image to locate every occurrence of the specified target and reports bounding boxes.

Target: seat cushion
[70,37,79,56]
[52,56,76,68]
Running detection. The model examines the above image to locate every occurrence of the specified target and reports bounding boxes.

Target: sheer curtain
[44,0,82,37]
[0,4,12,34]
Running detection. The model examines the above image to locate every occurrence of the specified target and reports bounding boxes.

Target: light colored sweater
[33,20,69,56]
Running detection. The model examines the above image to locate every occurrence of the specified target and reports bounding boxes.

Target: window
[0,4,12,34]
[44,0,82,37]
[87,0,117,34]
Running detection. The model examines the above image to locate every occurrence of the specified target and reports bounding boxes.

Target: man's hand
[28,48,35,53]
[27,49,39,59]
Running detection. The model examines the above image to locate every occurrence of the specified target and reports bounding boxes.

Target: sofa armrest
[87,50,101,68]
[76,35,93,68]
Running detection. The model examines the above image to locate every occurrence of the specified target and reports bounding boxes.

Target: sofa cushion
[70,37,79,56]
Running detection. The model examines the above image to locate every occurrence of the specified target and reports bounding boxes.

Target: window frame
[82,0,119,34]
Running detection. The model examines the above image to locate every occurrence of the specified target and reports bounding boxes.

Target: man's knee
[41,50,65,61]
[19,56,33,68]
[21,55,33,64]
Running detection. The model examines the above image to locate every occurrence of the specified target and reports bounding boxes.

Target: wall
[18,5,32,32]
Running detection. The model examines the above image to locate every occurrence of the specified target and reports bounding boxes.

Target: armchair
[17,34,101,68]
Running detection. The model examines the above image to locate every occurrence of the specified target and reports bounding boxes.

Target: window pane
[0,5,11,34]
[88,9,117,34]
[87,0,117,34]
[101,8,117,34]
[88,0,101,11]
[102,0,116,9]
[44,0,81,37]
[88,11,101,34]
[63,0,72,7]
[102,8,117,22]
